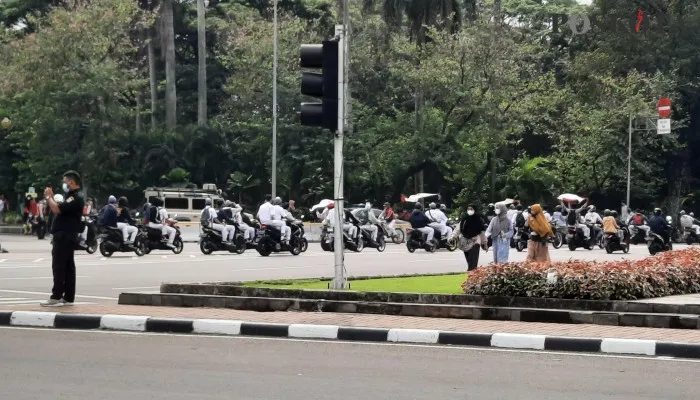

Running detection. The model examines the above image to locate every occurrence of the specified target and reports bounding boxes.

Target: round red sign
[657,97,671,118]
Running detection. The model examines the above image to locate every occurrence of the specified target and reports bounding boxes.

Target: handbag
[457,234,476,251]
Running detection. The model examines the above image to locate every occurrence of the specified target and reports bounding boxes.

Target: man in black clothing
[41,170,84,307]
[649,208,671,243]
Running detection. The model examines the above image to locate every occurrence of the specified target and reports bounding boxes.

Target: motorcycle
[672,225,685,244]
[199,225,246,255]
[378,218,405,244]
[550,223,565,249]
[604,230,630,254]
[433,226,457,251]
[288,217,308,253]
[405,228,437,253]
[320,223,363,252]
[136,219,184,254]
[76,215,98,254]
[628,225,648,245]
[647,230,672,255]
[97,226,143,257]
[683,227,699,245]
[566,224,596,251]
[359,224,386,252]
[512,226,529,252]
[255,223,302,256]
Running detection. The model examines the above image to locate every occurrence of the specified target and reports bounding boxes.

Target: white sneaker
[40,298,64,307]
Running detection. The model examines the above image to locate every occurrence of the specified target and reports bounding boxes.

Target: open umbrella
[557,193,585,203]
[497,198,515,206]
[311,199,333,211]
[405,193,440,203]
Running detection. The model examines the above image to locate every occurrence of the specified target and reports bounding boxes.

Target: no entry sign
[657,97,671,118]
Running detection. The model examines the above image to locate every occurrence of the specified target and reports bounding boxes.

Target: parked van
[143,183,223,222]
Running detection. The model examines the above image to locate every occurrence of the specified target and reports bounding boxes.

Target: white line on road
[1,326,698,364]
[0,298,29,301]
[0,289,117,300]
[111,286,160,290]
[0,276,89,281]
[0,259,7,263]
[33,258,44,262]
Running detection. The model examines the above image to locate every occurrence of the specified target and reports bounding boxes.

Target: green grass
[244,274,466,294]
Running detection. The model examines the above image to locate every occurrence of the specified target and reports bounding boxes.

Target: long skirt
[464,245,480,271]
[492,236,510,263]
[526,240,550,263]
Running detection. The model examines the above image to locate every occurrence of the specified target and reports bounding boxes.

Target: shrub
[462,248,700,300]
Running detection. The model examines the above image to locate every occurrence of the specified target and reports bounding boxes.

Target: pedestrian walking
[525,203,553,263]
[486,203,513,263]
[451,204,487,271]
[41,171,84,307]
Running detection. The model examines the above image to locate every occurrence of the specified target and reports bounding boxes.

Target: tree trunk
[197,0,207,126]
[136,90,143,135]
[163,0,177,131]
[147,37,158,128]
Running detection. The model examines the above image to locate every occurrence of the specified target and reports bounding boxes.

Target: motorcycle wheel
[235,236,247,254]
[392,229,405,244]
[354,239,364,252]
[320,241,330,251]
[300,237,309,253]
[598,236,604,249]
[86,240,98,254]
[553,232,563,249]
[289,237,302,256]
[172,237,184,254]
[256,242,272,257]
[99,242,113,258]
[199,240,214,255]
[605,244,613,254]
[516,241,525,252]
[376,237,386,252]
[426,240,437,253]
[568,242,577,251]
[134,239,146,257]
[446,237,458,252]
[622,243,630,253]
[406,241,416,253]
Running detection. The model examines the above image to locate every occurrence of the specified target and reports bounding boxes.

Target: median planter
[463,248,700,301]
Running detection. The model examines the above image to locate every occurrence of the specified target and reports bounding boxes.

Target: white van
[143,184,223,222]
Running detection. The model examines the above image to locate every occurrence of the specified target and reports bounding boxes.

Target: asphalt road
[0,328,697,400]
[0,235,689,306]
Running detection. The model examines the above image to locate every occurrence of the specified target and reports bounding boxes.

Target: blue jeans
[492,236,510,263]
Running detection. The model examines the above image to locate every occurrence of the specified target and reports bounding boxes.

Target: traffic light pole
[332,24,347,290]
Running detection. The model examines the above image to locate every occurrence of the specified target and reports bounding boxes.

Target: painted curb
[1,311,699,360]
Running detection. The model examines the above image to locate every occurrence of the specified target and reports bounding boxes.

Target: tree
[163,0,177,131]
[197,0,207,126]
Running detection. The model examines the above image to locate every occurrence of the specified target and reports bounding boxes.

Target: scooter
[288,218,308,253]
[136,220,184,254]
[76,215,98,254]
[647,230,672,255]
[604,230,630,254]
[359,224,386,252]
[513,226,529,252]
[433,227,457,251]
[255,223,302,256]
[320,223,363,252]
[198,226,246,255]
[97,226,142,257]
[566,224,596,251]
[405,228,437,253]
[628,225,648,245]
[378,217,405,244]
[683,227,699,245]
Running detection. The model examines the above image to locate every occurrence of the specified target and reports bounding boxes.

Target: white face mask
[467,210,474,216]
[495,209,501,215]
[62,183,69,193]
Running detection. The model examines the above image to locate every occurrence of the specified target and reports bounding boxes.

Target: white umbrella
[557,193,585,203]
[311,199,333,211]
[497,198,515,206]
[406,193,439,203]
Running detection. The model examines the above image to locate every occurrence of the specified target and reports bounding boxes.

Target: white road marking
[0,259,7,263]
[0,326,698,364]
[111,286,160,290]
[0,276,89,281]
[0,289,117,300]
[33,258,44,262]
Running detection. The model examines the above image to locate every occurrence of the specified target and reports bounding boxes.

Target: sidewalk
[8,303,700,343]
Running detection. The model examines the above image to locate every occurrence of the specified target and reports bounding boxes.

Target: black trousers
[51,236,77,302]
[464,245,480,271]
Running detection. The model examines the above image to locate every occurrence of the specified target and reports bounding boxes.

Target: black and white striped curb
[1,310,699,359]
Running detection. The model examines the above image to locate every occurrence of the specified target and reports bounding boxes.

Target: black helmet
[555,205,562,212]
[414,203,423,210]
[611,210,618,218]
[654,208,662,216]
[118,196,128,207]
[603,210,610,217]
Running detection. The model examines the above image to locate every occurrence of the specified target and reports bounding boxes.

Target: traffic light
[300,40,339,131]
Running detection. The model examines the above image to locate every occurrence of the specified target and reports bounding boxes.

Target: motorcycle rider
[102,196,119,230]
[584,205,603,240]
[79,198,94,247]
[603,209,622,240]
[649,208,671,243]
[201,198,231,244]
[512,205,526,232]
[627,210,650,238]
[217,199,237,243]
[485,203,496,222]
[148,198,176,249]
[409,203,434,243]
[228,201,254,242]
[426,202,452,240]
[562,199,590,239]
[325,202,359,241]
[679,210,700,236]
[542,206,552,222]
[360,203,379,245]
[506,204,517,220]
[552,205,566,228]
[271,197,291,244]
[379,202,397,238]
[116,197,138,245]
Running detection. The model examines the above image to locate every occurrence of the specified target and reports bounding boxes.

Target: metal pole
[271,0,278,198]
[332,24,346,290]
[626,113,632,209]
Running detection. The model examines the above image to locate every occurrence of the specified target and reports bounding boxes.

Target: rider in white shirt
[584,205,603,239]
[148,199,176,248]
[360,203,379,243]
[228,201,254,242]
[680,211,700,235]
[426,202,452,238]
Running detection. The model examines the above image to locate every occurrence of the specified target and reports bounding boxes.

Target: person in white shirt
[680,211,700,235]
[360,203,379,243]
[543,207,552,223]
[584,205,603,239]
[201,199,231,243]
[272,197,291,243]
[227,201,254,242]
[426,202,452,238]
[148,198,176,248]
[257,195,274,225]
[80,198,94,245]
[506,204,517,221]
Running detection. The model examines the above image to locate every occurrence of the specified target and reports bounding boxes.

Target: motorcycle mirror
[135,212,140,217]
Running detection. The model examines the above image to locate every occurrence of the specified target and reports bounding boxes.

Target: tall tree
[162,0,177,131]
[197,0,207,126]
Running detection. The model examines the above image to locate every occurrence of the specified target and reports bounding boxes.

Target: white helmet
[666,216,673,224]
[429,202,437,209]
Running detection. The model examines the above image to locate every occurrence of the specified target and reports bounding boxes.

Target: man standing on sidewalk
[41,171,84,307]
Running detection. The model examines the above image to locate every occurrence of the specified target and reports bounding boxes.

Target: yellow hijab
[528,204,553,238]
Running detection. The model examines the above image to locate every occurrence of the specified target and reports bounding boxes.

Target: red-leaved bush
[462,248,700,300]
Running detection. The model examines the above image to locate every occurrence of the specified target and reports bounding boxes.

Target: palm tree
[197,0,207,126]
[162,0,177,131]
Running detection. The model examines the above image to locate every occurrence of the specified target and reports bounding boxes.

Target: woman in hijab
[451,204,487,270]
[486,202,513,263]
[526,204,553,263]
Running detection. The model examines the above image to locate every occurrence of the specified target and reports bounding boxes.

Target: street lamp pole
[271,0,278,198]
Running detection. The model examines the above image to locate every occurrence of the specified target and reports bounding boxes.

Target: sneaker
[40,298,64,307]
[61,299,74,306]
[166,243,176,249]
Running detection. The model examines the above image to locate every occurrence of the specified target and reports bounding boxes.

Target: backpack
[515,212,525,227]
[566,211,577,226]
[632,214,643,225]
[200,207,211,227]
[97,205,111,227]
[149,206,161,224]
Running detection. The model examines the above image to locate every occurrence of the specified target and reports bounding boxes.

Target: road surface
[0,235,688,306]
[0,328,696,399]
